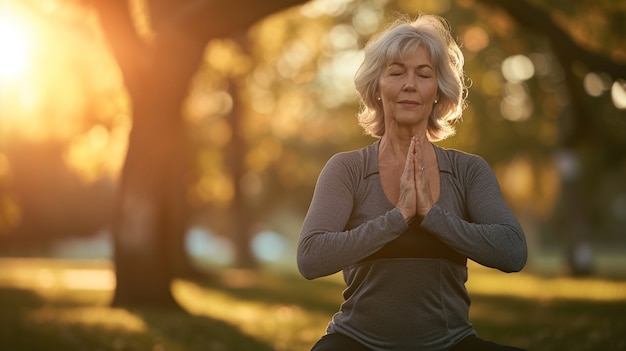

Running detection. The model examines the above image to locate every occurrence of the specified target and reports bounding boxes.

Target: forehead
[386,43,433,67]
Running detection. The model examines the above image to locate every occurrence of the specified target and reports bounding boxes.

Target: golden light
[611,80,626,109]
[0,16,31,81]
[583,72,610,97]
[0,1,130,185]
[462,26,490,53]
[501,54,535,83]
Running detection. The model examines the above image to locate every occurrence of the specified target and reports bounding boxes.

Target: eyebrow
[387,62,434,70]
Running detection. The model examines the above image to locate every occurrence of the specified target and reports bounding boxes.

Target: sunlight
[583,72,610,97]
[174,279,331,351]
[0,258,115,291]
[0,15,31,81]
[467,262,626,302]
[462,26,490,53]
[501,54,535,83]
[611,80,626,109]
[0,1,131,186]
[36,267,115,291]
[64,125,128,184]
[28,306,147,333]
[300,0,353,18]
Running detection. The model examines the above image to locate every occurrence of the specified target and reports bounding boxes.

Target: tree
[476,0,626,275]
[90,0,307,308]
[181,0,626,277]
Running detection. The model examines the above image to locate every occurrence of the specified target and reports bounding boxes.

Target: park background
[0,0,625,350]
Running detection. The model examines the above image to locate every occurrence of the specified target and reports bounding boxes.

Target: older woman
[297,13,528,351]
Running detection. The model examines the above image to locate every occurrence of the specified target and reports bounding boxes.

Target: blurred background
[0,0,625,307]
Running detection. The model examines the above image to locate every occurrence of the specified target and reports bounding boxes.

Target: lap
[310,333,527,351]
[310,333,371,351]
[449,335,528,351]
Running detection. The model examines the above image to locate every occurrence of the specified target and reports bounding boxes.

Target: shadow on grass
[0,286,275,351]
[194,269,344,314]
[190,270,626,351]
[3,264,626,351]
[468,294,626,351]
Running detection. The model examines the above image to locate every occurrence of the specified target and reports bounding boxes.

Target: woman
[297,13,529,351]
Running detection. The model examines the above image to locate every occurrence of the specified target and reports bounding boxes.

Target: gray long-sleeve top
[297,141,527,351]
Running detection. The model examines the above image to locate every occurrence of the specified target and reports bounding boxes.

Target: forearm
[421,204,527,272]
[297,208,407,279]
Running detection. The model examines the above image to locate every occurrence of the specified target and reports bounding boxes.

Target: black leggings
[310,333,528,351]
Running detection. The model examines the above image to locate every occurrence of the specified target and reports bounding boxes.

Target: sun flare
[0,16,31,81]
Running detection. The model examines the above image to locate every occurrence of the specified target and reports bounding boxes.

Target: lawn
[0,258,625,351]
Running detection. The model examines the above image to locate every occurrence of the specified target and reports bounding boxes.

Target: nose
[402,75,417,91]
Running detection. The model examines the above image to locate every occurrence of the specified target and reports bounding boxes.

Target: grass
[0,258,625,351]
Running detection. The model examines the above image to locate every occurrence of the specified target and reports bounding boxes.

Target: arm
[297,153,407,280]
[422,156,527,272]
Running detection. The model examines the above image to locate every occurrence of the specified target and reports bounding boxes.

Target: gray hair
[354,14,467,141]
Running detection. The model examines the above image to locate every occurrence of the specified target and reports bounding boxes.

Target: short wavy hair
[354,14,468,141]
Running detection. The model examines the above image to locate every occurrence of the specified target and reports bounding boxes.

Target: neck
[378,134,433,171]
[380,124,427,155]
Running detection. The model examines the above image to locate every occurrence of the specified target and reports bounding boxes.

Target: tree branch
[478,0,626,146]
[478,0,626,80]
[90,0,150,96]
[169,0,309,42]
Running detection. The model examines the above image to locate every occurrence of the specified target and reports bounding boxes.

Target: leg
[310,333,371,351]
[449,335,528,351]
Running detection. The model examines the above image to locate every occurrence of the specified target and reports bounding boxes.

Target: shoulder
[313,143,377,195]
[435,146,493,180]
[317,142,378,189]
[325,142,377,173]
[437,146,488,166]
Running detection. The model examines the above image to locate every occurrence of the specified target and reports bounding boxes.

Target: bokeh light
[300,0,352,18]
[500,82,533,122]
[583,72,611,97]
[0,15,31,81]
[611,80,626,109]
[352,4,383,36]
[462,26,490,53]
[185,227,234,266]
[251,230,287,262]
[501,54,535,83]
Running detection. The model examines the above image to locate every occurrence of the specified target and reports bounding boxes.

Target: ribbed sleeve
[297,152,408,279]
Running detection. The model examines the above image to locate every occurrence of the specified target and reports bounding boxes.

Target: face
[377,45,439,133]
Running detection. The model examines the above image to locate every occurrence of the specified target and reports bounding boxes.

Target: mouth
[398,100,421,107]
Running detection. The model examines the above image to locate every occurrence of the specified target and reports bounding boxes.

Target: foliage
[182,0,626,248]
[0,258,625,351]
[1,0,625,263]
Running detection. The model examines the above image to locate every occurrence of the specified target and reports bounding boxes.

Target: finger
[411,138,419,179]
[416,136,425,172]
[403,137,416,182]
[397,137,417,222]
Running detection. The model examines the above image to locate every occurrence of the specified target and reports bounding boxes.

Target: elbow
[297,259,323,280]
[503,258,526,273]
[297,230,344,279]
[500,225,528,273]
[502,243,528,273]
[298,265,318,280]
[298,256,340,280]
[296,248,321,280]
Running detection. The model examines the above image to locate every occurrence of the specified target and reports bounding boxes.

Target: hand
[396,137,434,223]
[414,137,434,218]
[396,137,417,223]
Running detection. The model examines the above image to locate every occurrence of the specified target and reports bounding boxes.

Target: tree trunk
[92,0,309,308]
[110,35,205,308]
[228,77,258,268]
